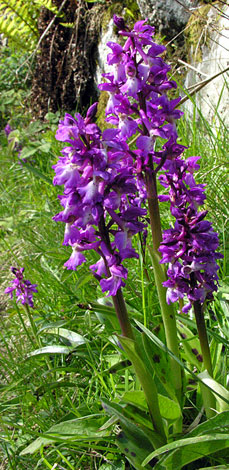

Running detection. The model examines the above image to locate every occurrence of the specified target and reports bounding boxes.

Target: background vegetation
[0,2,228,469]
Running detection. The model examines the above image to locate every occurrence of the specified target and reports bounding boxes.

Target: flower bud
[113,15,126,31]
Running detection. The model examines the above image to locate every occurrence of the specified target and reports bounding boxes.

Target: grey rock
[95,18,117,86]
[136,0,198,37]
[184,5,229,127]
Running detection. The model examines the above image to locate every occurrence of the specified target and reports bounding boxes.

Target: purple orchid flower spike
[4,124,13,138]
[159,156,223,312]
[53,106,145,297]
[5,267,38,308]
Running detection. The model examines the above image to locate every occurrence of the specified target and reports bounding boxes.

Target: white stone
[184,6,229,127]
[136,0,198,36]
[95,19,117,86]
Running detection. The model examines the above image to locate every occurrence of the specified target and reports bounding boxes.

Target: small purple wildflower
[4,124,13,138]
[4,123,23,161]
[5,267,38,308]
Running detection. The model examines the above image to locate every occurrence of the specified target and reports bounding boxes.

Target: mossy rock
[96,91,111,131]
[185,4,212,62]
[101,0,140,32]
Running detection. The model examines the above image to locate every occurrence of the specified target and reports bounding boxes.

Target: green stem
[128,341,167,446]
[146,170,182,405]
[113,289,166,446]
[148,246,182,403]
[15,303,35,347]
[23,304,42,348]
[112,289,135,340]
[194,301,215,418]
[193,301,213,375]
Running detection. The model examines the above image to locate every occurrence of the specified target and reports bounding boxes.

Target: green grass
[0,88,228,469]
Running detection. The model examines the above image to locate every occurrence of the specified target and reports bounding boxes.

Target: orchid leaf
[102,399,155,470]
[187,410,229,437]
[198,371,229,412]
[135,320,229,406]
[143,434,229,469]
[177,320,203,370]
[142,332,177,401]
[122,390,181,421]
[20,414,107,455]
[27,346,74,357]
[41,327,86,347]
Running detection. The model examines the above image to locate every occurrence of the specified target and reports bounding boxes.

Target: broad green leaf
[187,410,229,437]
[117,404,153,433]
[198,371,229,412]
[99,462,125,470]
[19,146,39,159]
[91,299,120,330]
[102,399,155,470]
[20,414,107,455]
[38,321,69,333]
[135,320,229,406]
[41,328,86,346]
[142,332,177,401]
[27,345,74,357]
[122,391,181,420]
[143,434,229,469]
[178,320,203,370]
[117,431,150,470]
[176,311,229,348]
[105,359,132,375]
[7,129,20,139]
[38,142,51,153]
[99,415,118,431]
[111,336,166,448]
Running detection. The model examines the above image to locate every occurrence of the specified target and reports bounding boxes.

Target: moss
[96,91,111,131]
[124,0,141,23]
[185,4,212,62]
[101,0,140,32]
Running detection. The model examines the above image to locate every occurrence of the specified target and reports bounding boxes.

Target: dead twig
[178,65,229,107]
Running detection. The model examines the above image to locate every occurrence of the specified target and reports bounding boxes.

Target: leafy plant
[1,13,228,470]
[0,0,61,50]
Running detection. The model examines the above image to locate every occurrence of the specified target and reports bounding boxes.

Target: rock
[184,5,229,127]
[95,18,117,86]
[136,0,198,38]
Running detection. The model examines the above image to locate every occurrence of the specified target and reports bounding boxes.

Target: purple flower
[5,267,38,308]
[4,124,13,137]
[113,15,126,31]
[53,16,223,308]
[159,157,223,312]
[96,16,223,311]
[53,108,143,297]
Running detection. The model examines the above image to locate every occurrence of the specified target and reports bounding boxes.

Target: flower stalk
[118,332,167,446]
[112,289,134,340]
[112,282,166,442]
[145,162,182,404]
[194,300,215,418]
